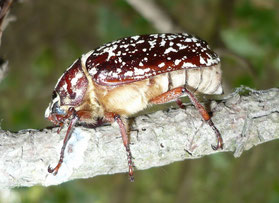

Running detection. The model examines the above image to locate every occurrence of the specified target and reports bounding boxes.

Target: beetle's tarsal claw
[47,165,55,174]
[48,164,60,175]
[211,140,223,151]
[211,144,217,150]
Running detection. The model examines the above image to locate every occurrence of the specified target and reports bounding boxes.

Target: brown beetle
[45,33,223,181]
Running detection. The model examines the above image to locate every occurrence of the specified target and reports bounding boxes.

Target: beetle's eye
[51,101,65,115]
[52,91,58,100]
[51,101,59,114]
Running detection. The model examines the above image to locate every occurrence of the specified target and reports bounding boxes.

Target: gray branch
[0,87,279,188]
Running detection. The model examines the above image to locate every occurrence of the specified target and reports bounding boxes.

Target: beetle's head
[45,91,68,124]
[45,58,89,125]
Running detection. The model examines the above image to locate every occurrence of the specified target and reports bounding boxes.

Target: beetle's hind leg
[150,87,223,150]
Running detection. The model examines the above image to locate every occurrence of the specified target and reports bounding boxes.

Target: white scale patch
[148,40,157,49]
[134,67,150,75]
[71,72,83,86]
[174,59,181,66]
[200,56,206,65]
[131,35,140,41]
[62,83,67,91]
[104,44,118,61]
[54,59,80,89]
[182,62,196,68]
[136,40,145,44]
[177,43,188,50]
[160,39,166,47]
[164,47,178,54]
[89,67,97,76]
[124,71,133,77]
[158,62,165,68]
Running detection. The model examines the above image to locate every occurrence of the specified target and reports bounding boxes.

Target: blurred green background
[0,0,279,202]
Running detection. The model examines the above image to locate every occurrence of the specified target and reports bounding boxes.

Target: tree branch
[0,87,279,188]
[0,0,15,83]
[125,0,183,33]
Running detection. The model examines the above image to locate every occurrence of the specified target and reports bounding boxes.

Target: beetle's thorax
[79,52,105,119]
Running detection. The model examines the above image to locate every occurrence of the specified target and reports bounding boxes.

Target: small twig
[126,0,183,33]
[0,0,15,83]
[0,0,14,46]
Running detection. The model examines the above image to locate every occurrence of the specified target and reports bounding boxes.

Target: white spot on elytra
[89,67,97,75]
[131,35,140,41]
[182,62,196,68]
[148,40,157,49]
[134,67,150,75]
[200,56,206,64]
[103,44,118,61]
[158,62,165,68]
[124,71,133,77]
[164,47,178,54]
[174,59,181,66]
[160,39,166,47]
[136,40,145,44]
[177,43,188,50]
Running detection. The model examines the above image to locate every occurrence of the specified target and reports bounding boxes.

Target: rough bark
[0,87,279,188]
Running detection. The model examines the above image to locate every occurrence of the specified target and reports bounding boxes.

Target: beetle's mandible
[45,33,223,181]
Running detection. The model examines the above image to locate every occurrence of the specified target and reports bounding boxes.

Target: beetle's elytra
[45,33,223,181]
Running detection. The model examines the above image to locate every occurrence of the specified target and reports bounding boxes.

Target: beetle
[45,33,223,181]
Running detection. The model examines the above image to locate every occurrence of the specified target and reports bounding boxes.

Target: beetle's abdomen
[146,63,222,97]
[96,64,222,116]
[172,63,222,94]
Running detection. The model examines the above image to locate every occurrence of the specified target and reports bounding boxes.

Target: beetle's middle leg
[150,87,223,150]
[105,112,135,182]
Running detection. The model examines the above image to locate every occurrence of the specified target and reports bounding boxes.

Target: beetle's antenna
[48,110,79,175]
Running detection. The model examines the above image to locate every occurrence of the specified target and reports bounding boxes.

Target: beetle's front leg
[150,87,223,150]
[48,108,79,175]
[105,112,134,182]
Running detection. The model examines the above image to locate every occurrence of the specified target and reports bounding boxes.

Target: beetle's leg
[105,112,134,182]
[57,122,64,134]
[181,88,223,150]
[48,108,79,175]
[176,98,186,109]
[150,87,223,150]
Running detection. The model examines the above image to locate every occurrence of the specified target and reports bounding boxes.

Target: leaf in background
[221,28,265,58]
